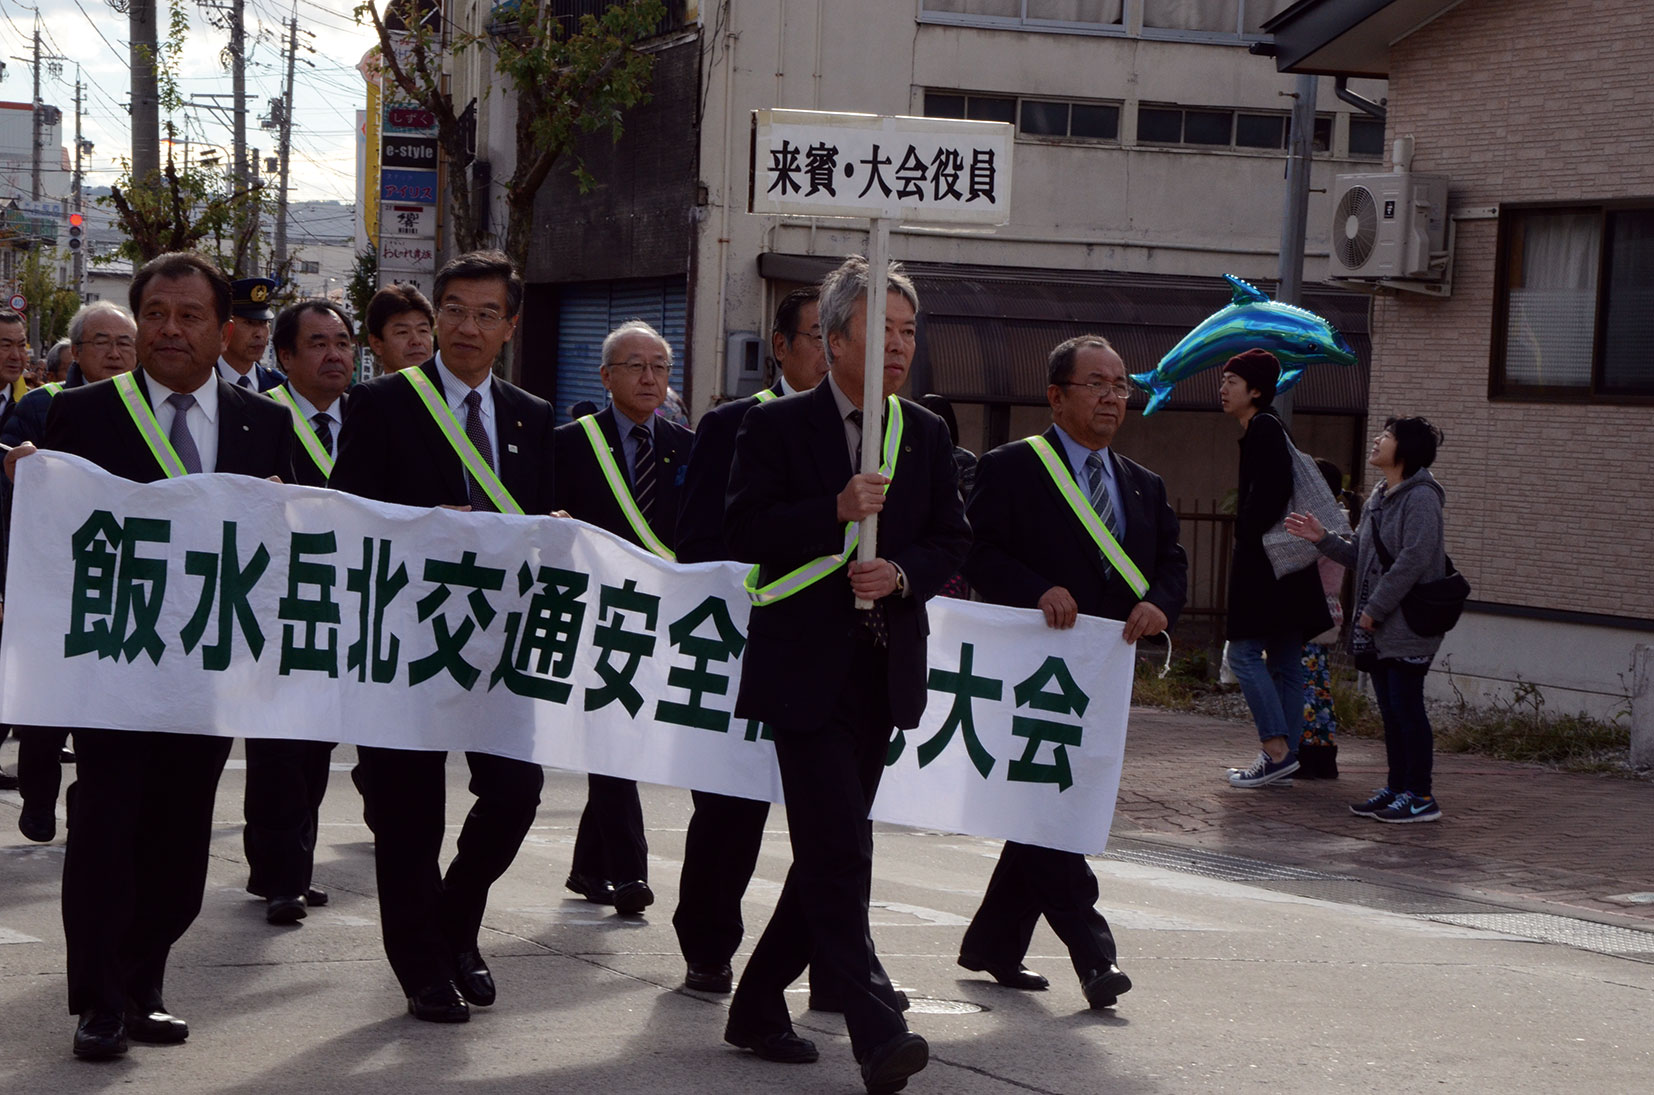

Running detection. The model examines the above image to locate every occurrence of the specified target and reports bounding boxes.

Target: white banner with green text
[0,451,1135,854]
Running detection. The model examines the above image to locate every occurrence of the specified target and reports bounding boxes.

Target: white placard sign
[381,203,436,240]
[749,109,1013,224]
[0,452,1136,856]
[379,237,438,272]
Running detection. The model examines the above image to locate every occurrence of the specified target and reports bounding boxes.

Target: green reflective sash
[43,381,64,396]
[401,367,524,515]
[744,394,903,606]
[1025,435,1149,599]
[113,372,190,479]
[576,414,676,561]
[753,388,778,403]
[269,385,335,480]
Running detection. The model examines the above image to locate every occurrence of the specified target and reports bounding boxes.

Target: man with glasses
[551,319,692,918]
[954,334,1185,1011]
[331,250,554,1024]
[2,301,139,839]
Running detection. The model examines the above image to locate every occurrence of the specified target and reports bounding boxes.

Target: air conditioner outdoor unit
[1329,171,1449,279]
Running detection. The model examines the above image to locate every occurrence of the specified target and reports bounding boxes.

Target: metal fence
[1174,501,1233,637]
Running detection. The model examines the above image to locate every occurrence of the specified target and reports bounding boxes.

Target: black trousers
[16,725,71,809]
[243,738,337,899]
[673,790,770,965]
[62,728,233,1015]
[727,643,907,1061]
[355,746,543,995]
[959,841,1117,978]
[570,774,648,884]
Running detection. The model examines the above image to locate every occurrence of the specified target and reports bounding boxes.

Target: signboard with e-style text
[382,136,439,170]
[749,109,1012,224]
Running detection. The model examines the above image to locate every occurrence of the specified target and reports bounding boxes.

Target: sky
[0,0,379,206]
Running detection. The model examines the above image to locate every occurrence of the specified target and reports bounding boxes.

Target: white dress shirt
[286,385,342,457]
[1051,423,1126,537]
[146,368,220,473]
[434,351,498,469]
[217,356,257,389]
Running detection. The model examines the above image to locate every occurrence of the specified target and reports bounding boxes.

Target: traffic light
[67,212,82,251]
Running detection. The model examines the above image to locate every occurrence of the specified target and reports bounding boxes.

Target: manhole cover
[906,998,985,1015]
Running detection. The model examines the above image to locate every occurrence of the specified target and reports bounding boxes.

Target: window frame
[916,0,1285,44]
[1489,200,1654,406]
[1133,103,1331,154]
[924,89,1122,146]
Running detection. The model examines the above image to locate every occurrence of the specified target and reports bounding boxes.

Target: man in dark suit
[0,308,28,435]
[551,319,692,918]
[4,301,138,843]
[241,300,354,924]
[6,252,296,1060]
[215,277,286,392]
[956,334,1187,1011]
[671,287,824,994]
[721,257,968,1094]
[330,250,554,1024]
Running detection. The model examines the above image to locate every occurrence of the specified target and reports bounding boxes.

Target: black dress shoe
[407,981,469,1023]
[860,1030,928,1094]
[612,880,654,915]
[454,948,496,1007]
[564,871,615,905]
[724,1021,818,1063]
[957,954,1050,991]
[18,804,56,843]
[266,895,308,925]
[125,1006,189,1044]
[809,987,909,1013]
[305,887,329,908]
[73,1011,128,1059]
[684,961,733,993]
[1080,964,1133,1009]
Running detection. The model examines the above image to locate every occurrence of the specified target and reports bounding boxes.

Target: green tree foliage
[17,247,79,346]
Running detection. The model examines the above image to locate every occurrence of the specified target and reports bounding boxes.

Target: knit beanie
[1221,348,1280,404]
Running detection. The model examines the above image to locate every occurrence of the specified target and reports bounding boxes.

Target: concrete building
[1264,0,1654,719]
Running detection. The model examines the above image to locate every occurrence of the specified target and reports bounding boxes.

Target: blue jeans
[1370,661,1433,797]
[1229,635,1306,749]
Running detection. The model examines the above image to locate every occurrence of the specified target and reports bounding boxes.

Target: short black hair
[772,286,820,342]
[1384,415,1443,478]
[433,250,523,318]
[918,392,959,446]
[366,283,435,339]
[273,300,355,359]
[0,307,23,331]
[130,252,233,324]
[1047,334,1117,387]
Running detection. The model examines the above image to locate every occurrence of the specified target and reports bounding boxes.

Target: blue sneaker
[1350,787,1398,817]
[1227,751,1299,788]
[1373,791,1441,824]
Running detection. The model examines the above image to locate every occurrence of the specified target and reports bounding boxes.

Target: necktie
[463,390,495,512]
[165,393,204,474]
[1085,450,1120,537]
[237,374,253,390]
[844,410,888,647]
[311,412,334,456]
[630,423,657,527]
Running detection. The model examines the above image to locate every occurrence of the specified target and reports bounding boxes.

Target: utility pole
[73,72,85,294]
[1274,72,1320,428]
[130,0,161,182]
[202,0,253,271]
[272,13,298,269]
[30,24,41,199]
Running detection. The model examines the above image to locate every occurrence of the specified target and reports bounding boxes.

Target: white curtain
[1027,0,1124,23]
[1504,212,1599,388]
[1143,0,1237,31]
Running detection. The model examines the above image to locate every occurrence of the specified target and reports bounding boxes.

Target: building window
[299,260,321,274]
[1494,205,1654,400]
[919,0,1125,31]
[1141,0,1291,36]
[1349,115,1386,159]
[926,91,1118,142]
[919,0,1292,37]
[1137,105,1330,152]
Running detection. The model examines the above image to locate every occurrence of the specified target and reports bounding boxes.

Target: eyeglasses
[607,358,671,378]
[1063,380,1133,400]
[438,303,508,330]
[77,335,137,352]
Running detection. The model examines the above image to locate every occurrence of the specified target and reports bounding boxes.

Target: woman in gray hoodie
[1285,416,1447,823]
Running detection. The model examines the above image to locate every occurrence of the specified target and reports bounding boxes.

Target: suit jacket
[329,358,555,513]
[283,385,347,489]
[552,404,692,550]
[964,426,1188,628]
[725,381,970,733]
[674,383,782,564]
[2,370,84,448]
[43,368,296,485]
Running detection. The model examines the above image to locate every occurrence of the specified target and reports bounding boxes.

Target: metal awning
[1259,0,1468,76]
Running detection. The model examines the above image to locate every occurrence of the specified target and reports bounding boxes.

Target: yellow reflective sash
[576,414,676,561]
[269,385,335,480]
[753,388,778,403]
[43,381,64,396]
[113,372,190,479]
[401,368,524,515]
[1024,435,1149,599]
[744,394,902,606]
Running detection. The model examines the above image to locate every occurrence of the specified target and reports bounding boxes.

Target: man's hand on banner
[836,472,890,522]
[1037,585,1078,630]
[3,441,36,482]
[1122,601,1169,644]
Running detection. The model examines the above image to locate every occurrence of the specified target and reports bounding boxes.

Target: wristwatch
[892,564,907,597]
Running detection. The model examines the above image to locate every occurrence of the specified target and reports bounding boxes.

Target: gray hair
[69,300,136,344]
[45,338,73,369]
[600,319,672,369]
[818,255,920,366]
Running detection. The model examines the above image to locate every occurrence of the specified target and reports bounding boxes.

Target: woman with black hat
[1218,349,1332,789]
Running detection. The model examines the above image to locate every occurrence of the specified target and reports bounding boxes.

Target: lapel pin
[508,443,519,454]
[516,420,523,428]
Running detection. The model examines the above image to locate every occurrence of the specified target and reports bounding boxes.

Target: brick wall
[1368,0,1654,620]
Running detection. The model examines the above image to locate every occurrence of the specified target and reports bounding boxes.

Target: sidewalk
[1116,708,1654,925]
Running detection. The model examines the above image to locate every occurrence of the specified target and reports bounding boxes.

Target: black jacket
[552,404,692,550]
[1227,411,1332,641]
[674,385,782,563]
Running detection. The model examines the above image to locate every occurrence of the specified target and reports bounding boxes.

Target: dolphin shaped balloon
[1130,275,1358,416]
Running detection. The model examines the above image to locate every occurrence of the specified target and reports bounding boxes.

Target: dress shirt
[614,405,655,482]
[778,374,802,397]
[216,356,258,388]
[434,351,498,469]
[1051,423,1127,538]
[145,368,219,473]
[286,385,342,457]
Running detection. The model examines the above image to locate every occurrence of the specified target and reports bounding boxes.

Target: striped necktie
[630,423,657,527]
[463,390,495,512]
[311,412,334,456]
[1085,450,1119,537]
